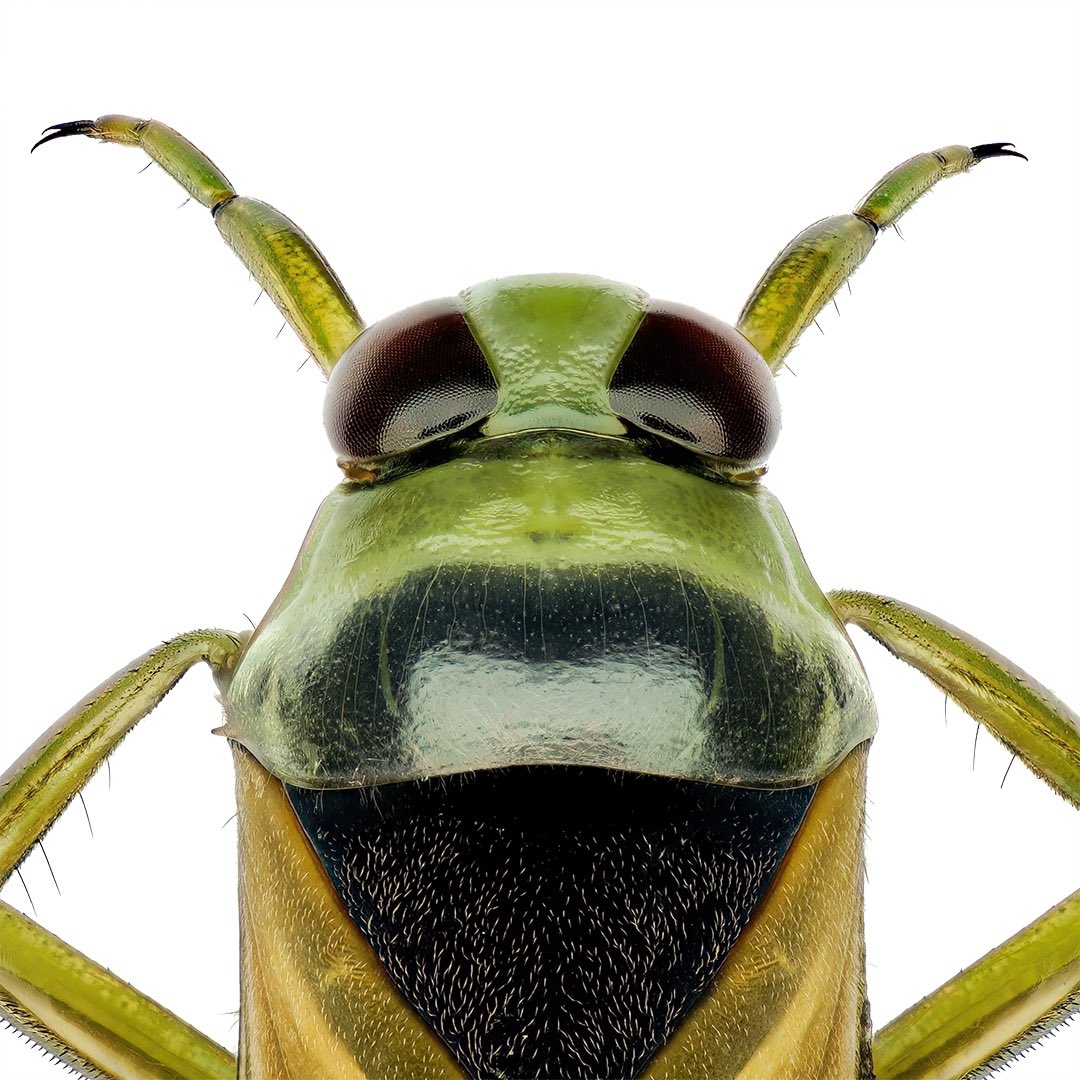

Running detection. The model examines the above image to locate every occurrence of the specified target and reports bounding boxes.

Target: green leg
[0,630,244,1078]
[830,591,1080,807]
[828,590,1080,1077]
[33,116,365,374]
[872,891,1080,1080]
[736,143,1025,371]
[1,902,235,1080]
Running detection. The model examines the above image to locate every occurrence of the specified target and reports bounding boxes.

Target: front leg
[34,116,365,374]
[0,632,244,1079]
[735,143,1024,371]
[829,591,1080,1077]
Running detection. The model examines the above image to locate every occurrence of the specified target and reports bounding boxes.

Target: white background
[1,1,1077,1077]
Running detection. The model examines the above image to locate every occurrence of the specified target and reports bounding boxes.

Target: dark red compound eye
[610,301,780,465]
[324,298,497,460]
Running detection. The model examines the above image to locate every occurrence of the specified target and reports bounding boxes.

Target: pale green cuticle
[462,274,648,437]
[226,275,878,790]
[19,119,1070,1078]
[225,435,877,789]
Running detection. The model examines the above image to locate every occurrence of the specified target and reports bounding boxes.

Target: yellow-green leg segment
[33,116,365,375]
[737,143,1026,371]
[0,631,246,1079]
[828,591,1080,1079]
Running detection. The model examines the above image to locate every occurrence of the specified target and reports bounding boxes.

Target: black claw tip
[972,142,1029,163]
[31,120,97,153]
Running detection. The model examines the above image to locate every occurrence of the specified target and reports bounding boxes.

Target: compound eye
[325,299,497,460]
[610,301,779,465]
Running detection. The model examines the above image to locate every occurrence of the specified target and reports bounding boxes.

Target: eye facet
[609,301,780,465]
[324,298,497,460]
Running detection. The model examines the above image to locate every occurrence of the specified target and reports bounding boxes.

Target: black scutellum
[288,766,814,1079]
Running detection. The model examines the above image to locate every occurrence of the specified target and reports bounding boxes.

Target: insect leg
[1,901,235,1080]
[736,143,1025,371]
[871,890,1080,1080]
[828,590,1080,1076]
[829,591,1080,807]
[0,629,245,1078]
[33,115,365,374]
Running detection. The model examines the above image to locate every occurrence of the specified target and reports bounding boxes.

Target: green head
[223,274,875,791]
[324,273,781,475]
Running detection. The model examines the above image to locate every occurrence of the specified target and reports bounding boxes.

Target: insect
[1,116,1077,1080]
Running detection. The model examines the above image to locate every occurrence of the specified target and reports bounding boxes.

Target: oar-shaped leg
[828,591,1080,1078]
[0,631,244,1079]
[737,143,1025,371]
[872,890,1079,1080]
[33,116,365,375]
